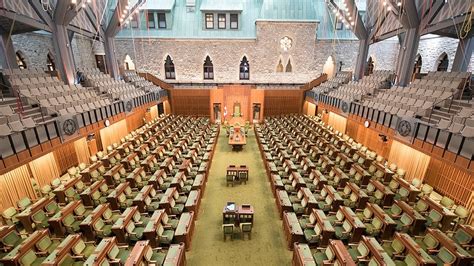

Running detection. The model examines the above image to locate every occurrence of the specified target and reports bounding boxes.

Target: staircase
[1,97,56,124]
[420,100,472,124]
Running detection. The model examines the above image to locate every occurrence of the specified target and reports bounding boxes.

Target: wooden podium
[228,126,246,150]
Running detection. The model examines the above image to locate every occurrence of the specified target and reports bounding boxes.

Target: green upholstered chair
[20,249,46,265]
[1,207,19,226]
[313,246,335,265]
[118,193,133,210]
[63,214,81,233]
[382,238,405,257]
[72,238,96,258]
[41,185,54,197]
[162,212,179,229]
[335,220,352,240]
[365,217,383,236]
[356,207,373,222]
[145,246,167,265]
[453,206,469,226]
[170,199,184,215]
[157,224,174,245]
[388,180,399,192]
[416,233,439,252]
[440,196,455,210]
[17,197,32,211]
[127,222,145,242]
[292,198,307,215]
[436,247,456,265]
[426,209,442,228]
[348,242,370,262]
[420,184,433,196]
[1,230,23,252]
[93,218,112,238]
[395,213,413,232]
[385,204,402,219]
[304,223,321,245]
[343,193,358,209]
[414,200,429,213]
[452,227,472,248]
[73,204,91,219]
[31,210,49,229]
[36,235,60,254]
[45,201,59,216]
[240,223,252,240]
[107,244,130,263]
[222,224,234,241]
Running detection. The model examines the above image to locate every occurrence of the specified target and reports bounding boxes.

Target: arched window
[413,54,422,74]
[276,59,284,72]
[366,56,374,75]
[323,55,336,78]
[124,54,135,70]
[437,53,448,72]
[285,58,292,72]
[46,53,55,71]
[16,51,27,69]
[239,56,249,80]
[164,55,175,79]
[203,56,213,80]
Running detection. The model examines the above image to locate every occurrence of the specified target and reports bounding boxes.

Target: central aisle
[187,127,292,265]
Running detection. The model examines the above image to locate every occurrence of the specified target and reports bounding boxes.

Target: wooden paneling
[170,89,211,116]
[264,89,304,116]
[126,107,146,132]
[424,157,474,218]
[53,141,79,174]
[346,119,392,158]
[209,87,224,123]
[221,85,252,123]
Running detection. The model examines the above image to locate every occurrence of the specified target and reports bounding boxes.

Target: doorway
[252,103,261,123]
[95,55,106,73]
[158,103,164,116]
[213,103,222,123]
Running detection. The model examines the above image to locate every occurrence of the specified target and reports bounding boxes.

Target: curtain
[388,140,431,182]
[74,137,91,164]
[29,153,61,187]
[100,119,128,149]
[328,112,347,133]
[0,165,36,212]
[53,142,79,174]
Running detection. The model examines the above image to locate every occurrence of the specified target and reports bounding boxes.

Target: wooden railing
[300,73,328,91]
[138,72,174,90]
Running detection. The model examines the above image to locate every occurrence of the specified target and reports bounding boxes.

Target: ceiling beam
[329,0,368,40]
[54,0,84,26]
[0,9,50,32]
[420,14,472,36]
[84,5,105,38]
[27,0,53,29]
[386,0,419,29]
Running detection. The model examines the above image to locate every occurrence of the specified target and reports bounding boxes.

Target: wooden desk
[0,230,50,265]
[292,243,316,266]
[47,200,82,237]
[276,190,293,218]
[185,189,201,217]
[396,200,427,235]
[282,211,304,250]
[53,176,82,204]
[16,197,55,233]
[226,165,249,183]
[42,234,82,265]
[80,161,104,184]
[174,212,195,251]
[421,196,456,231]
[228,127,247,150]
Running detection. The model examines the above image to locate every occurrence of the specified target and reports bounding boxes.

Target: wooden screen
[170,89,211,116]
[328,112,347,133]
[424,158,474,212]
[264,89,303,115]
[388,140,431,182]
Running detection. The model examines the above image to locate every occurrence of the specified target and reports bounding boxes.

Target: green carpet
[186,126,292,265]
